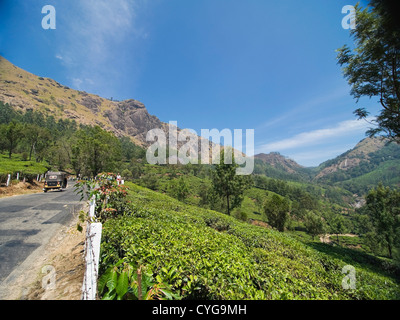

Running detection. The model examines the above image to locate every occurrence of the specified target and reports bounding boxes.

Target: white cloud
[60,0,136,63]
[287,145,356,167]
[72,78,83,89]
[258,87,350,130]
[55,0,149,95]
[257,117,374,152]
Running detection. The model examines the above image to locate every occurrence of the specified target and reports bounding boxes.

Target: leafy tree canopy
[337,1,400,141]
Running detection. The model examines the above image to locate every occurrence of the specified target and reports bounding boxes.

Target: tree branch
[391,53,400,107]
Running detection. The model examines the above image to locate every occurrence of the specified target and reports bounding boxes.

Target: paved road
[0,184,84,297]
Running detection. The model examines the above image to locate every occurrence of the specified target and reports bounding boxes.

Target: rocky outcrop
[103,99,163,143]
[0,56,229,156]
[254,152,303,173]
[79,95,103,114]
[314,137,386,179]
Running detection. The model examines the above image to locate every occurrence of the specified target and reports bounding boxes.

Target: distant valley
[254,137,400,195]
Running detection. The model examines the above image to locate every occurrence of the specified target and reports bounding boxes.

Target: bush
[232,208,248,222]
[121,169,132,181]
[74,172,130,223]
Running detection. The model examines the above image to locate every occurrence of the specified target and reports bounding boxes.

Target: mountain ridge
[0,56,239,161]
[253,137,400,193]
[0,56,165,147]
[2,55,400,189]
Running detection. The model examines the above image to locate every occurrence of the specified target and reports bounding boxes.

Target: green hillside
[98,182,400,300]
[254,138,400,197]
[314,139,400,195]
[0,152,49,183]
[337,160,400,195]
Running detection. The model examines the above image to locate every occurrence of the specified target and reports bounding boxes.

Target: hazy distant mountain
[253,152,313,181]
[313,137,400,194]
[255,152,303,172]
[253,137,400,195]
[315,137,387,179]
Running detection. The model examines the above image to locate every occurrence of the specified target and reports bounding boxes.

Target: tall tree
[336,2,400,141]
[22,124,51,161]
[329,214,347,245]
[304,211,327,240]
[212,149,252,215]
[364,184,400,259]
[0,122,24,158]
[263,194,290,232]
[72,126,122,177]
[168,177,190,202]
[0,101,19,124]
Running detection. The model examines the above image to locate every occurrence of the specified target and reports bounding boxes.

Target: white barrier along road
[81,197,102,300]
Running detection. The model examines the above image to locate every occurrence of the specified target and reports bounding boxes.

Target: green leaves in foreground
[98,260,181,300]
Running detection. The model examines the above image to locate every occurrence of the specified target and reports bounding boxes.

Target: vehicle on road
[43,171,68,192]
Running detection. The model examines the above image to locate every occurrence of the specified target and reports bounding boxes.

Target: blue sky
[0,0,379,167]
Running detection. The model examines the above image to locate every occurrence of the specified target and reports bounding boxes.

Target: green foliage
[316,140,400,195]
[253,158,313,181]
[99,182,400,300]
[167,177,190,202]
[0,101,144,176]
[140,172,159,190]
[262,194,290,232]
[336,2,400,141]
[364,184,400,259]
[338,160,400,195]
[119,136,146,162]
[304,211,327,240]
[328,214,347,245]
[71,126,122,177]
[121,168,132,180]
[74,172,130,223]
[253,175,319,210]
[0,152,50,183]
[211,149,253,215]
[98,260,180,300]
[0,121,24,159]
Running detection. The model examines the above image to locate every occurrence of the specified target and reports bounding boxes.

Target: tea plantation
[99,182,400,300]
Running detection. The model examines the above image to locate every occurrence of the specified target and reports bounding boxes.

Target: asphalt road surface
[0,184,84,298]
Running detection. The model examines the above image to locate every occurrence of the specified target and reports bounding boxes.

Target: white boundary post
[6,174,11,187]
[82,196,103,300]
[89,196,96,219]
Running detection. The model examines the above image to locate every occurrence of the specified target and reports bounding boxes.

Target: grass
[0,153,49,182]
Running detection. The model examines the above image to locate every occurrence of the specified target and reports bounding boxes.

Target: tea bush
[99,183,400,300]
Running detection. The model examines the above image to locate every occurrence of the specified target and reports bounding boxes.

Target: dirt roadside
[20,205,87,300]
[0,181,43,199]
[0,190,88,300]
[21,216,87,300]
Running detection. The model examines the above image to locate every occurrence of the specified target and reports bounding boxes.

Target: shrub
[74,172,130,223]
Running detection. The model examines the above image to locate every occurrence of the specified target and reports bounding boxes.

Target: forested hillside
[254,137,400,197]
[0,101,144,183]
